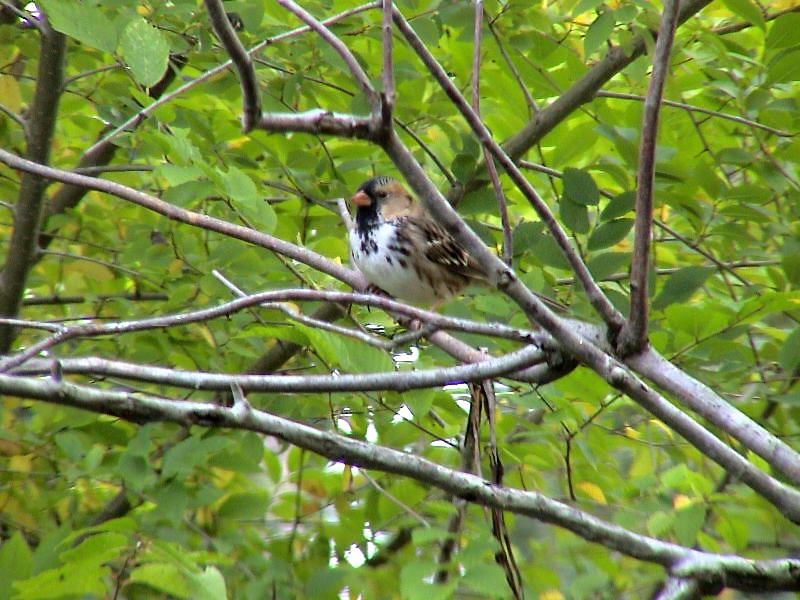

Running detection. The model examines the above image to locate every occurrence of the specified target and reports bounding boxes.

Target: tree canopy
[1,1,800,598]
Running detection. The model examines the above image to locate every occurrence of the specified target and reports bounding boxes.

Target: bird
[348,176,485,306]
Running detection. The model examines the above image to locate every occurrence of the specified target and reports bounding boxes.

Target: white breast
[349,223,438,305]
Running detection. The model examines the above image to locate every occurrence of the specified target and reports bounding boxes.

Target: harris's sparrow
[349,176,484,305]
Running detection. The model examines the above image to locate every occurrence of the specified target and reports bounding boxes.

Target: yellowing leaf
[539,590,566,600]
[0,75,22,113]
[193,324,217,348]
[673,494,692,510]
[9,454,31,473]
[577,481,607,504]
[623,426,640,440]
[650,419,674,438]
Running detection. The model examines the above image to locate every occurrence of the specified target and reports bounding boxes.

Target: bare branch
[629,348,800,489]
[381,0,395,114]
[0,288,551,373]
[595,91,795,138]
[4,374,800,593]
[472,1,512,266]
[500,0,714,163]
[21,292,168,306]
[13,343,548,393]
[618,0,680,356]
[83,2,380,156]
[0,148,360,288]
[256,110,373,138]
[652,578,703,600]
[0,102,27,136]
[0,20,65,352]
[277,0,378,109]
[204,0,261,131]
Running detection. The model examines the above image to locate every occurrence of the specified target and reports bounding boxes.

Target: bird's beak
[351,191,372,206]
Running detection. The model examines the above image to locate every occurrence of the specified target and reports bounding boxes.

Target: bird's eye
[377,191,388,199]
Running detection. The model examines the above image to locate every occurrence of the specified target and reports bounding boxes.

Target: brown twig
[617,0,680,356]
[204,0,261,131]
[472,1,512,266]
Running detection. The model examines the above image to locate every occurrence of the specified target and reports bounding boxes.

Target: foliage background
[0,0,799,598]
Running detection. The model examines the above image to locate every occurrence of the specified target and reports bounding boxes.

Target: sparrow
[349,176,484,305]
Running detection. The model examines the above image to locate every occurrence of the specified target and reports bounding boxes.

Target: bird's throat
[355,204,380,236]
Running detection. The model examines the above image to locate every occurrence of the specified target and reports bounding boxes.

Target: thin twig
[381,0,395,116]
[472,1,512,265]
[0,102,27,136]
[277,0,378,108]
[618,0,680,355]
[0,287,548,373]
[486,19,538,115]
[595,91,794,138]
[83,2,380,156]
[12,343,550,393]
[204,0,261,131]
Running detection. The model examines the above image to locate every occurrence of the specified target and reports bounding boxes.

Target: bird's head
[351,176,416,220]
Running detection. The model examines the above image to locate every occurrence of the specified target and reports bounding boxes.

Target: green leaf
[451,153,476,181]
[778,329,800,373]
[461,563,509,597]
[40,0,118,52]
[600,191,635,221]
[584,11,615,56]
[157,165,205,187]
[587,218,634,250]
[767,47,800,85]
[129,563,191,598]
[559,196,590,233]
[186,567,227,600]
[766,13,800,50]
[162,435,232,479]
[218,491,270,521]
[529,232,572,270]
[587,252,630,281]
[60,532,128,565]
[12,562,106,599]
[721,0,765,30]
[652,267,713,311]
[224,167,277,232]
[0,534,32,600]
[120,17,170,87]
[563,167,600,206]
[673,503,707,546]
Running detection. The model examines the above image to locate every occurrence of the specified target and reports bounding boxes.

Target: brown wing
[402,216,485,282]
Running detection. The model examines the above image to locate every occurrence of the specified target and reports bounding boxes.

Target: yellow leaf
[673,494,692,510]
[577,481,607,504]
[539,590,565,600]
[193,324,217,348]
[0,75,22,113]
[623,426,640,440]
[9,454,31,473]
[650,418,674,438]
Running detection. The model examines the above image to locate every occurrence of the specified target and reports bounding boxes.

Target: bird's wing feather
[402,216,485,281]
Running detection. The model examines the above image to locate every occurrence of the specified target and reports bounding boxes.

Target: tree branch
[13,343,547,393]
[3,375,800,593]
[0,18,65,352]
[204,0,260,131]
[82,2,380,157]
[617,0,680,356]
[472,1,512,266]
